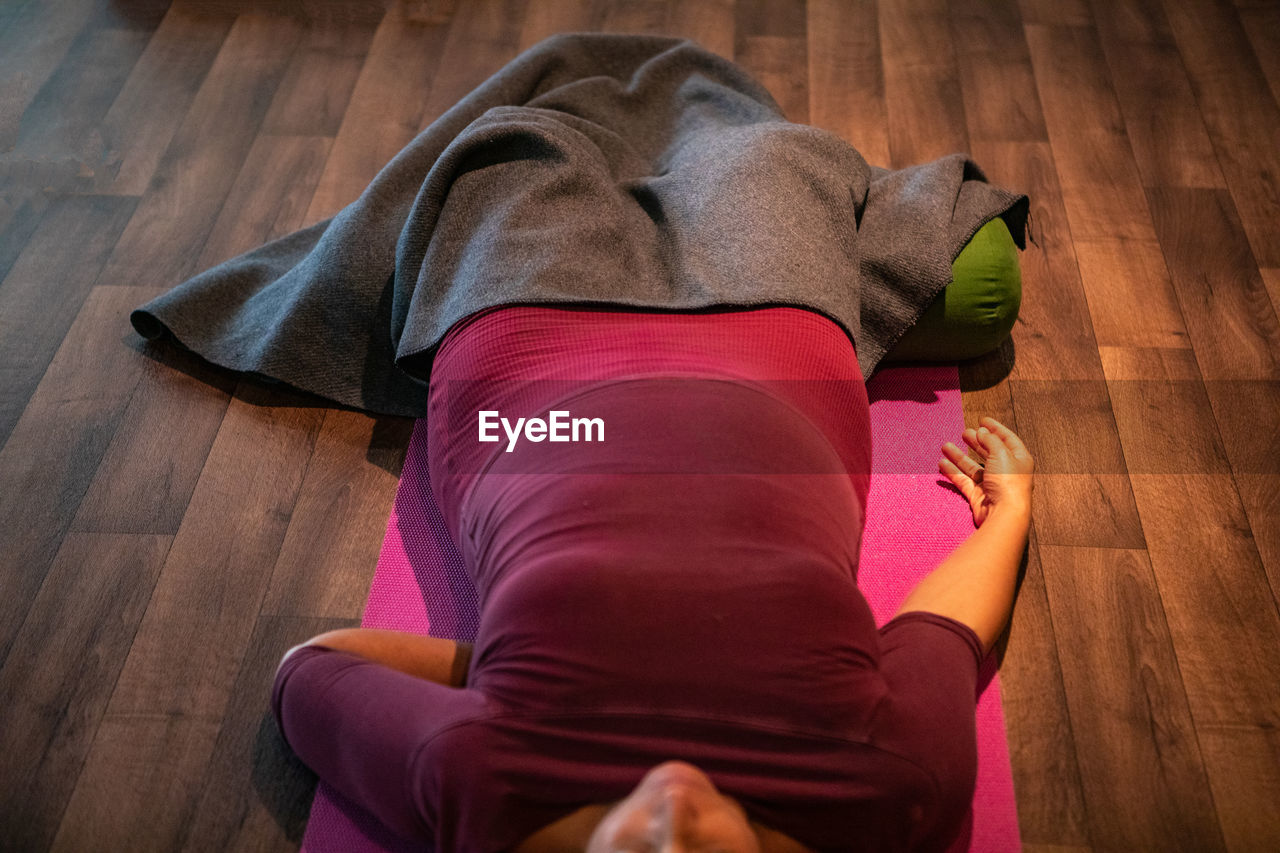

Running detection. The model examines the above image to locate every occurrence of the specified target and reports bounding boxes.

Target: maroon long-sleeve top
[272,305,983,852]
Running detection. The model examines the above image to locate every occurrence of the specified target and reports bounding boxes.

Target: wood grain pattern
[1146,186,1280,380]
[260,409,411,619]
[0,194,51,289]
[96,12,303,288]
[1071,237,1190,349]
[1089,0,1226,189]
[996,514,1092,846]
[73,128,334,534]
[968,140,1105,382]
[958,355,1090,847]
[0,195,137,447]
[1128,472,1280,850]
[179,614,357,851]
[304,1,452,221]
[0,286,157,664]
[1264,268,1280,324]
[599,0,670,36]
[1038,543,1225,851]
[735,0,809,125]
[665,0,734,61]
[879,0,968,167]
[1016,0,1093,26]
[519,0,604,53]
[1237,3,1280,110]
[1206,390,1280,603]
[258,15,378,137]
[1024,23,1156,243]
[0,0,103,152]
[1161,0,1280,266]
[0,532,171,853]
[53,383,325,851]
[6,5,159,199]
[807,0,890,167]
[93,3,236,196]
[1009,379,1146,549]
[68,341,236,535]
[950,0,1048,144]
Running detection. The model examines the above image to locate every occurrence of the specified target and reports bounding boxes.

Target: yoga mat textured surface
[297,364,1020,853]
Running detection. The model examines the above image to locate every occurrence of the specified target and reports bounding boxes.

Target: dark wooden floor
[1,0,1277,850]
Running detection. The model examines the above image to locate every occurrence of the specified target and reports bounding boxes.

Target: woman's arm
[894,417,1035,657]
[892,499,1030,657]
[277,629,474,688]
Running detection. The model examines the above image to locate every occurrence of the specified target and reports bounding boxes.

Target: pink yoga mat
[298,364,1021,852]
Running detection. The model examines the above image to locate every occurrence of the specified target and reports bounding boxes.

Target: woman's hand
[939,416,1034,528]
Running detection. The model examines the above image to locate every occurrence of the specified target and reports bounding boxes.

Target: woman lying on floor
[270,300,1035,853]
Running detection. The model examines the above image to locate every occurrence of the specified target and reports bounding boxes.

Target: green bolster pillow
[882,215,1022,364]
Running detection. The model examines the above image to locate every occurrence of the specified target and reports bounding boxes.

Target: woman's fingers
[939,457,977,501]
[980,417,1030,458]
[942,441,983,481]
[961,428,988,458]
[975,425,1005,456]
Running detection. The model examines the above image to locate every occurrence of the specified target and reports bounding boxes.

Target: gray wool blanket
[130,32,1028,419]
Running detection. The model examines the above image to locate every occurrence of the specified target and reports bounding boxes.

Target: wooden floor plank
[1071,237,1190,350]
[258,15,379,138]
[1237,3,1280,111]
[0,0,102,152]
[1161,0,1280,267]
[69,342,236,535]
[949,0,1048,145]
[519,0,604,53]
[0,195,137,448]
[259,409,411,620]
[598,0,670,36]
[807,0,891,169]
[96,11,303,288]
[664,0,734,61]
[1016,0,1093,26]
[959,355,1091,846]
[879,0,968,167]
[1264,268,1280,323]
[997,523,1092,846]
[1038,543,1225,851]
[735,0,809,125]
[1146,187,1280,381]
[1201,376,1280,602]
[72,128,335,535]
[1108,377,1231,477]
[94,2,236,196]
[414,0,528,126]
[53,382,325,851]
[1089,0,1226,189]
[0,285,158,664]
[179,614,357,852]
[1128,472,1280,850]
[968,140,1105,382]
[0,531,171,853]
[0,193,50,290]
[1106,346,1280,850]
[1009,379,1145,549]
[733,33,809,126]
[194,134,333,269]
[7,7,158,199]
[1024,23,1157,244]
[303,0,455,220]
